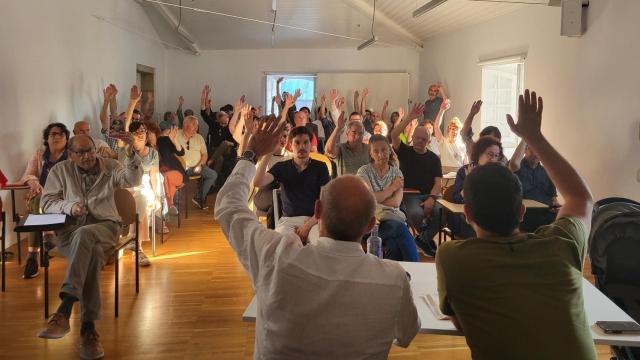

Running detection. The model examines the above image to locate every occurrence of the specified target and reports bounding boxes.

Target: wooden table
[242,262,640,347]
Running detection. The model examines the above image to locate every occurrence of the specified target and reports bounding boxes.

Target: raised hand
[256,105,263,115]
[336,96,346,111]
[240,103,251,118]
[398,107,405,120]
[247,115,287,159]
[234,95,245,111]
[440,98,451,111]
[130,85,142,102]
[383,99,389,108]
[362,88,369,98]
[354,90,359,98]
[284,93,295,108]
[293,88,302,99]
[506,89,543,140]
[468,100,482,116]
[178,96,184,106]
[321,94,326,104]
[329,89,338,102]
[276,77,284,84]
[168,127,178,142]
[408,103,425,120]
[104,84,117,101]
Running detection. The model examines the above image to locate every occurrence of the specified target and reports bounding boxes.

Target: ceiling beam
[137,0,201,55]
[343,0,424,48]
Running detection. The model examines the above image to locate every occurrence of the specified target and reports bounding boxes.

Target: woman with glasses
[18,123,70,278]
[117,121,159,266]
[449,136,504,238]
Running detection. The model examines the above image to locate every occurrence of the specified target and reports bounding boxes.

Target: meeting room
[1,0,639,359]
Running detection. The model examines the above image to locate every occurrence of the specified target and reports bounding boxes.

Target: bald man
[215,116,419,359]
[38,135,143,359]
[73,120,117,159]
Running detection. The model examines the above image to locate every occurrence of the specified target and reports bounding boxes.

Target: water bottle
[367,224,382,259]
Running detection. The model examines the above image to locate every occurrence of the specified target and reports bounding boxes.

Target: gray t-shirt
[335,142,370,177]
[357,164,406,221]
[117,146,159,174]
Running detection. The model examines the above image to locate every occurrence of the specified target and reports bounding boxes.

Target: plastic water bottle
[367,224,382,259]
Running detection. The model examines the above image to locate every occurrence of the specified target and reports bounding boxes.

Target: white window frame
[479,56,525,158]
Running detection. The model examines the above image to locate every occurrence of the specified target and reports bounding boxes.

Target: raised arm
[275,77,284,105]
[124,85,142,132]
[461,100,482,157]
[177,96,185,126]
[508,139,527,172]
[507,90,593,229]
[231,103,250,145]
[319,94,327,119]
[360,88,369,115]
[270,96,276,116]
[280,93,295,126]
[325,110,346,159]
[100,84,117,132]
[200,85,210,112]
[390,104,424,150]
[228,95,245,138]
[381,99,389,122]
[353,90,360,114]
[433,98,450,142]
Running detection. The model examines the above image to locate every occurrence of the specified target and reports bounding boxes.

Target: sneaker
[79,329,104,359]
[23,255,40,279]
[191,198,209,210]
[415,235,437,257]
[137,250,151,267]
[168,205,179,216]
[37,313,70,339]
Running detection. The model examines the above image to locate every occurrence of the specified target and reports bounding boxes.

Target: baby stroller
[589,197,640,359]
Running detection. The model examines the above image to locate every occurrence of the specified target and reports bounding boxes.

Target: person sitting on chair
[435,90,596,359]
[38,135,143,360]
[253,125,330,244]
[18,123,70,279]
[215,116,420,358]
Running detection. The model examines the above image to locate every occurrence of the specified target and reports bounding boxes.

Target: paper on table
[422,293,449,320]
[24,214,66,226]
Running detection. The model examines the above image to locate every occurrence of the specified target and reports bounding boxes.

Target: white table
[243,262,640,347]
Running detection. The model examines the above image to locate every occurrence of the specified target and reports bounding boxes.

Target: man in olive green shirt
[436,90,596,360]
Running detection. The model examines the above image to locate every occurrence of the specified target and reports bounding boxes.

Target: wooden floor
[0,195,613,359]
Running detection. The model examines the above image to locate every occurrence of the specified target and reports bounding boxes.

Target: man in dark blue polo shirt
[253,126,330,243]
[514,144,560,231]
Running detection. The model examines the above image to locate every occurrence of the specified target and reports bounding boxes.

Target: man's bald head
[316,175,376,242]
[73,120,91,136]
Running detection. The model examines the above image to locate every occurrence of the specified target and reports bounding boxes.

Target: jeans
[186,165,218,202]
[379,220,420,262]
[402,194,442,243]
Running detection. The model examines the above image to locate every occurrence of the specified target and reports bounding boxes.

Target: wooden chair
[46,189,140,318]
[113,188,140,317]
[176,156,202,219]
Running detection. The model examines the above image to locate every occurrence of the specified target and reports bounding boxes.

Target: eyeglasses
[133,128,147,135]
[186,140,190,150]
[483,151,501,160]
[48,132,65,138]
[71,148,96,157]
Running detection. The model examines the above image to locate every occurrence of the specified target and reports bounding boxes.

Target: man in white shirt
[177,115,218,209]
[215,116,420,359]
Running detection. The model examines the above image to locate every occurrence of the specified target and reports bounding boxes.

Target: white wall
[164,47,421,126]
[0,0,167,245]
[420,0,640,200]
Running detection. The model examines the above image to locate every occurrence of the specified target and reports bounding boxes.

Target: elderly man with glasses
[38,134,143,359]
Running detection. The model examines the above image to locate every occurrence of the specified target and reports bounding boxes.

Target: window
[265,74,316,116]
[480,60,525,157]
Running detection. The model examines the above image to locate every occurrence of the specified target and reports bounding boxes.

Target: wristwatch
[240,149,257,164]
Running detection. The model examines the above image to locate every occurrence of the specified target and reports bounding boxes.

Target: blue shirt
[516,160,557,205]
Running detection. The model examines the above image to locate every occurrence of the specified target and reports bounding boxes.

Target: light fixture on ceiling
[412,0,447,18]
[357,0,377,50]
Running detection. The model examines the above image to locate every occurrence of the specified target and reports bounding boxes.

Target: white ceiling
[139,0,550,51]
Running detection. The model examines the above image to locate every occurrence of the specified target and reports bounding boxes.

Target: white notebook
[24,214,66,227]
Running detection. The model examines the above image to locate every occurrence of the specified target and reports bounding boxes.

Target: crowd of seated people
[9,69,579,359]
[214,88,596,359]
